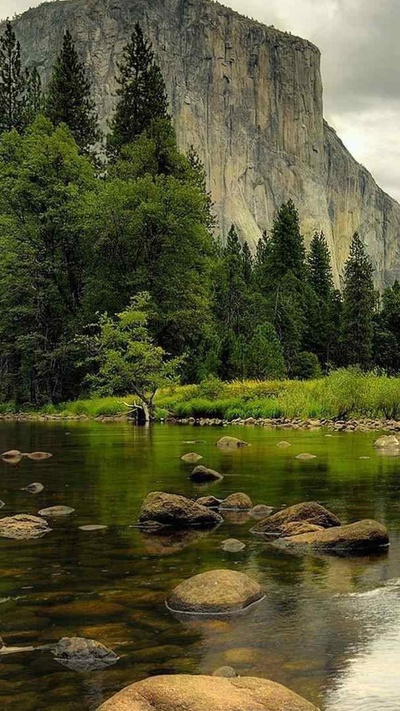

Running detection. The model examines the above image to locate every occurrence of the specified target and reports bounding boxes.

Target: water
[0,422,400,710]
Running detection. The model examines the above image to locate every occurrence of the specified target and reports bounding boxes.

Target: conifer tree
[0,20,25,134]
[109,23,168,152]
[308,231,333,299]
[341,232,375,369]
[305,231,336,368]
[269,200,305,282]
[23,67,43,125]
[45,30,99,151]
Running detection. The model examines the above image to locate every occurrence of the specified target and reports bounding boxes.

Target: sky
[3,0,400,200]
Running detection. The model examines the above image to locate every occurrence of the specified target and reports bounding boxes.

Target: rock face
[166,569,263,614]
[11,0,400,288]
[0,514,51,539]
[139,491,223,528]
[251,501,341,535]
[273,519,389,554]
[96,674,320,711]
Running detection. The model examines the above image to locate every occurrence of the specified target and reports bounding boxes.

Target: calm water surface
[0,422,400,710]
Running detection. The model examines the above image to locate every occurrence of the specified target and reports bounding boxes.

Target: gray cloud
[2,0,400,200]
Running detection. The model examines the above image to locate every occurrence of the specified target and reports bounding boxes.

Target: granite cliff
[10,0,400,286]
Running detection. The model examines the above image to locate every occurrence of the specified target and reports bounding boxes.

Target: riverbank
[2,369,400,432]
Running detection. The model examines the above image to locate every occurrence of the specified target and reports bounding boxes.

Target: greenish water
[0,422,400,710]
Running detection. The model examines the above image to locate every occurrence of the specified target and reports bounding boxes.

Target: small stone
[196,495,221,508]
[0,514,51,540]
[52,636,119,672]
[0,500,5,509]
[2,449,22,460]
[249,505,274,520]
[276,441,291,448]
[38,506,75,517]
[166,569,263,614]
[22,482,44,494]
[216,436,249,449]
[295,453,317,461]
[212,666,238,678]
[27,452,53,460]
[221,492,253,510]
[79,525,108,531]
[181,452,203,463]
[221,538,246,552]
[190,465,223,482]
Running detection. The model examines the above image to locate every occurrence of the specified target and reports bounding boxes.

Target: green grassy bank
[4,369,400,422]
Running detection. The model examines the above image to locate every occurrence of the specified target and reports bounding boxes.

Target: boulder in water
[373,435,400,449]
[27,452,53,460]
[221,492,253,510]
[139,492,223,529]
[273,519,389,555]
[216,436,249,449]
[96,674,319,711]
[1,450,22,465]
[221,538,246,552]
[181,452,203,463]
[250,505,274,520]
[196,495,222,508]
[295,453,317,461]
[0,514,51,539]
[251,501,341,535]
[52,636,119,672]
[166,569,263,615]
[276,441,291,448]
[190,465,223,482]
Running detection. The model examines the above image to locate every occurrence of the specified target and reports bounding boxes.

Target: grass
[9,368,400,422]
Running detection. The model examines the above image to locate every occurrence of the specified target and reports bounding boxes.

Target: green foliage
[0,20,25,133]
[81,293,183,418]
[0,116,96,403]
[291,351,322,380]
[244,323,287,380]
[108,22,168,154]
[269,200,305,282]
[341,232,375,369]
[45,30,99,151]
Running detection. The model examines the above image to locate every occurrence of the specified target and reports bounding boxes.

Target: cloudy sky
[3,0,400,200]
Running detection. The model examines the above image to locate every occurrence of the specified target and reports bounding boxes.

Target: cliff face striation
[11,0,400,286]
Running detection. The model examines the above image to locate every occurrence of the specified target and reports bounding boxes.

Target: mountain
[11,0,400,286]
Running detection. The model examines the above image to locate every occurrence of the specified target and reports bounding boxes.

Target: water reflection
[0,422,399,709]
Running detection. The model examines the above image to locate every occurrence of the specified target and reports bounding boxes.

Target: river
[0,421,399,710]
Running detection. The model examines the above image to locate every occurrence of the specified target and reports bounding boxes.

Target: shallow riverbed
[0,422,400,710]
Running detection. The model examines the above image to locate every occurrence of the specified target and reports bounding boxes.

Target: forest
[0,19,399,410]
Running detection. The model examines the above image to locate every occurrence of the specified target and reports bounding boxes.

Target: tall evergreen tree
[269,200,305,282]
[341,232,375,369]
[23,67,43,125]
[305,231,337,368]
[0,20,25,134]
[45,30,99,151]
[109,23,168,152]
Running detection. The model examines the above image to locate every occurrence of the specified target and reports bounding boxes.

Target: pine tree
[269,200,306,282]
[0,20,25,134]
[187,146,215,231]
[45,30,99,152]
[341,232,375,369]
[109,23,168,153]
[308,231,333,299]
[305,231,336,368]
[23,67,42,125]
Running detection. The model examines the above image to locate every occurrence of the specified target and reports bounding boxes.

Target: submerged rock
[96,674,319,711]
[79,525,108,531]
[22,482,44,494]
[166,569,263,615]
[0,500,5,509]
[27,452,53,460]
[221,538,246,552]
[0,514,51,540]
[279,522,324,538]
[181,452,203,463]
[221,493,253,510]
[250,505,274,520]
[196,495,222,508]
[139,492,223,529]
[273,519,389,555]
[52,636,119,672]
[295,453,317,461]
[276,441,291,448]
[216,436,249,449]
[212,666,238,678]
[251,501,341,535]
[140,528,210,556]
[190,465,223,483]
[373,435,400,449]
[38,506,75,517]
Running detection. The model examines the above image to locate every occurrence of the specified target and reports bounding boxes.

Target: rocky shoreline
[0,411,399,432]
